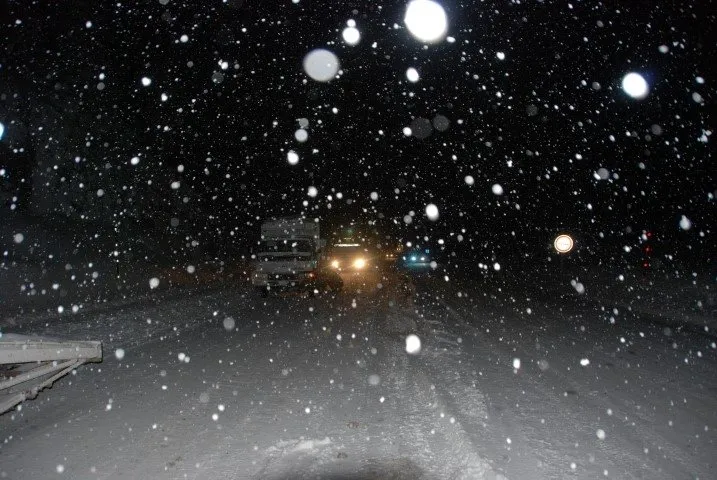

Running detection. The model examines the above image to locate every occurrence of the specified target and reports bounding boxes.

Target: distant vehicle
[252,216,328,295]
[381,244,403,262]
[400,247,433,269]
[326,241,375,273]
[636,230,667,273]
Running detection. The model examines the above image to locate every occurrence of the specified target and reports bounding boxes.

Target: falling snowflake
[223,317,236,331]
[621,72,649,99]
[303,49,340,82]
[405,334,421,354]
[425,203,439,221]
[287,150,299,165]
[404,0,448,43]
[679,215,692,230]
[406,67,420,82]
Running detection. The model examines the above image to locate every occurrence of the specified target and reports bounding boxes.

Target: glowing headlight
[411,256,417,262]
[331,260,340,269]
[353,257,366,269]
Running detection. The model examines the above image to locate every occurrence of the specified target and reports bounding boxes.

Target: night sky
[1,0,714,266]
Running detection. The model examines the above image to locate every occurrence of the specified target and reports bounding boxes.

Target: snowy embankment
[443,259,716,335]
[1,212,251,329]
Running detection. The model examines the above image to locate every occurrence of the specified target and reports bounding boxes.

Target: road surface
[1,266,715,479]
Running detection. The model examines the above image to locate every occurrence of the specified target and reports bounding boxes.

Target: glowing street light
[554,234,574,254]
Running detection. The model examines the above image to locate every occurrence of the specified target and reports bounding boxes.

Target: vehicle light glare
[554,234,574,253]
[331,260,340,269]
[353,258,366,269]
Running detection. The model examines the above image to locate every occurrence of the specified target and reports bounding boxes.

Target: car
[400,248,433,269]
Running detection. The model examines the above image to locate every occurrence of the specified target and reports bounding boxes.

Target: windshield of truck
[1,1,714,480]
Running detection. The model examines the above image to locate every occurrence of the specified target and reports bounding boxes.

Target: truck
[251,216,327,296]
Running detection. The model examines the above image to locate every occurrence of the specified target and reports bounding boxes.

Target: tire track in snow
[424,283,717,479]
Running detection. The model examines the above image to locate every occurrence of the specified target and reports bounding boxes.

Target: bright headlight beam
[353,258,366,269]
[404,0,447,43]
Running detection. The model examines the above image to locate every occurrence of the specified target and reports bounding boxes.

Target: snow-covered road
[1,269,715,479]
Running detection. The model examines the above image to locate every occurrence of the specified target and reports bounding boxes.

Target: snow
[303,49,340,82]
[141,76,152,87]
[1,263,715,479]
[294,128,308,142]
[404,0,448,43]
[287,150,299,165]
[222,316,235,331]
[425,203,439,221]
[622,72,649,99]
[491,183,504,195]
[679,215,692,230]
[342,26,360,45]
[406,67,420,82]
[405,333,421,353]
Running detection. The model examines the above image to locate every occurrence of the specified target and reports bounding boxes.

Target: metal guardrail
[0,335,102,415]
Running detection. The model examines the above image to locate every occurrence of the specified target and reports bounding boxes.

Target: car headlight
[331,260,340,269]
[353,257,366,269]
[411,256,417,262]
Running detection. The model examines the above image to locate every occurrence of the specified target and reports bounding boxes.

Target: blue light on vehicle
[411,256,417,262]
[0,122,4,141]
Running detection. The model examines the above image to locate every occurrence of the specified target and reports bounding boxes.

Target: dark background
[1,0,714,272]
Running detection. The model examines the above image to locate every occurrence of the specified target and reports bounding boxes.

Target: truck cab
[252,216,324,295]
